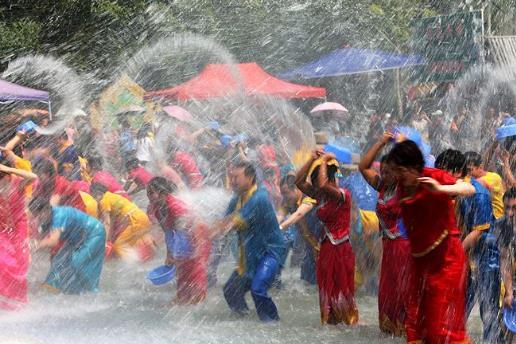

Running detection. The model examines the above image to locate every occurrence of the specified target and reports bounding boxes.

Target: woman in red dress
[296,150,358,325]
[0,160,37,310]
[359,132,411,336]
[147,177,211,305]
[388,140,474,343]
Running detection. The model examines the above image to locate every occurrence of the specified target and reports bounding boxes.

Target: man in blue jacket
[214,160,286,321]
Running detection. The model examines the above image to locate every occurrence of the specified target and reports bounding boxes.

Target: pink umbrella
[162,105,194,123]
[310,102,348,115]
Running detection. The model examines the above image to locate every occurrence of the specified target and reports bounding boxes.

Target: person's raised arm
[0,164,37,188]
[317,153,342,201]
[295,150,320,198]
[359,132,393,191]
[0,146,20,165]
[500,149,516,188]
[5,133,25,152]
[483,140,499,172]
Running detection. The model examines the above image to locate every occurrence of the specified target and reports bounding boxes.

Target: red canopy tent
[144,62,326,100]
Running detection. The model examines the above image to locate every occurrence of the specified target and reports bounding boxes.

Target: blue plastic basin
[147,265,176,285]
[503,300,516,333]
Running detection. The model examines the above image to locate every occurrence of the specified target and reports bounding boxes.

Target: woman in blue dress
[29,198,105,294]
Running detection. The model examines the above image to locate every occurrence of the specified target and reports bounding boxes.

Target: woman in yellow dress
[90,183,155,261]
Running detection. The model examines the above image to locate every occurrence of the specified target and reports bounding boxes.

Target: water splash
[2,55,98,136]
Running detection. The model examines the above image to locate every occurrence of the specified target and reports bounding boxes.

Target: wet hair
[88,156,103,171]
[463,151,482,167]
[503,187,516,202]
[120,119,130,128]
[29,196,51,214]
[310,164,338,186]
[32,158,57,177]
[29,197,52,232]
[125,158,140,172]
[435,149,467,177]
[147,176,176,195]
[58,131,68,141]
[380,155,390,164]
[387,140,425,172]
[280,174,297,189]
[90,183,108,196]
[0,153,9,180]
[232,161,257,184]
[137,123,152,140]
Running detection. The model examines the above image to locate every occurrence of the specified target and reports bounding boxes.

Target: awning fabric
[145,62,326,100]
[280,47,426,79]
[0,78,49,102]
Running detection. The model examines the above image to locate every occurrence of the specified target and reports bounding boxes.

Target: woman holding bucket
[147,177,211,305]
[295,150,358,326]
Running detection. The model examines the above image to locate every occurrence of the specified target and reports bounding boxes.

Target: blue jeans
[223,254,280,321]
[466,233,502,342]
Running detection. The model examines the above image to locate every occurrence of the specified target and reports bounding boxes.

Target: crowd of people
[0,104,515,343]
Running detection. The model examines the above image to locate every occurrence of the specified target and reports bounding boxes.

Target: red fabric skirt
[317,240,358,325]
[378,238,411,336]
[175,223,211,304]
[405,236,471,343]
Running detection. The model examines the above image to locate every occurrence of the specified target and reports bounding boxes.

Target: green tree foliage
[0,0,514,75]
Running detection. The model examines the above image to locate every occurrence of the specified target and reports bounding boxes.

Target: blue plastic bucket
[504,300,516,333]
[147,265,176,285]
[165,230,193,259]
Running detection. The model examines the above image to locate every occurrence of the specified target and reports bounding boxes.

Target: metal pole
[395,68,403,119]
[487,1,492,36]
[48,100,52,121]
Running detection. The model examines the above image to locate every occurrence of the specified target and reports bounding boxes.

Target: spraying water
[0,3,499,343]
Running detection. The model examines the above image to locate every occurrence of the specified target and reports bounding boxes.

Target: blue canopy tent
[280,47,426,118]
[280,47,426,79]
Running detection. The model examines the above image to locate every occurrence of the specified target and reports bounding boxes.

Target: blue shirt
[226,187,286,278]
[120,130,136,153]
[456,178,493,235]
[50,206,104,246]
